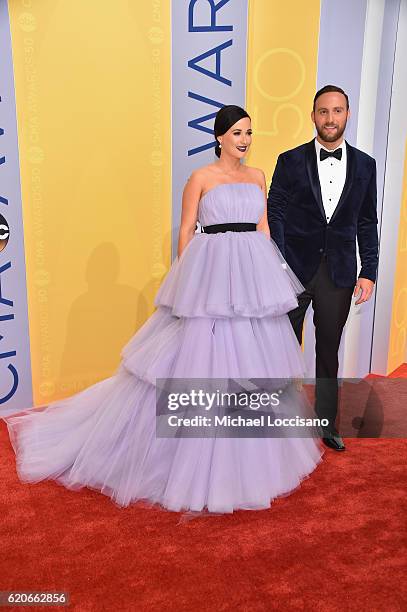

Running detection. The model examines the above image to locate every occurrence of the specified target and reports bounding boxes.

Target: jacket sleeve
[267,154,290,257]
[357,159,379,282]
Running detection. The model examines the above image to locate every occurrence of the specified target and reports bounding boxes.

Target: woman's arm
[256,170,271,238]
[177,172,202,257]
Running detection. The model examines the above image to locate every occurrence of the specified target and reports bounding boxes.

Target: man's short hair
[313,85,349,110]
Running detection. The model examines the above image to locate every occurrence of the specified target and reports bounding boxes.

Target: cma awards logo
[0,213,10,252]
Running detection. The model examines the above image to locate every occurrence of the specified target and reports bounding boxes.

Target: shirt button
[319,248,324,253]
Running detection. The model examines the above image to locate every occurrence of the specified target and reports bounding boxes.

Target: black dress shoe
[322,435,346,451]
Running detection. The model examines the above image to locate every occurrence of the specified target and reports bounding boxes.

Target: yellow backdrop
[9,0,171,404]
[246,0,321,183]
[388,139,407,373]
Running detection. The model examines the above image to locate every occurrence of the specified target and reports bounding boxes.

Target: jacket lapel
[305,140,325,220]
[329,141,355,223]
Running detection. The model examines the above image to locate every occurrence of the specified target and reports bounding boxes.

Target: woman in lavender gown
[4,106,323,513]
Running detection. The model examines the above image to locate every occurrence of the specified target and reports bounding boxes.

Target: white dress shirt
[315,138,347,223]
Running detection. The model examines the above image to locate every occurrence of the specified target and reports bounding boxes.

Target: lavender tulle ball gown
[4,183,322,513]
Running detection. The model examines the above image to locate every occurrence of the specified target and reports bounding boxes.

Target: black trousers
[288,257,353,435]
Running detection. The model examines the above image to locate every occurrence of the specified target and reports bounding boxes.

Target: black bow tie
[320,147,342,161]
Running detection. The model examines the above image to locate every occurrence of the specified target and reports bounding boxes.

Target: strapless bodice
[198,182,264,226]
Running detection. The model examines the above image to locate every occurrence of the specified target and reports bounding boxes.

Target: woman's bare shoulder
[187,164,218,184]
[243,166,266,184]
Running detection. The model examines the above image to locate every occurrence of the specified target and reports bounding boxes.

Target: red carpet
[388,363,407,377]
[1,368,406,610]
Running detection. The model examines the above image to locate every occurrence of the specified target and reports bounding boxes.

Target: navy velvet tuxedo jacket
[267,140,379,288]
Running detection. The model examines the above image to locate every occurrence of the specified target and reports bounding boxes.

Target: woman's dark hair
[214,105,251,158]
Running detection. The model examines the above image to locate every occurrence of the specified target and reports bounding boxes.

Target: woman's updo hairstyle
[214,105,251,158]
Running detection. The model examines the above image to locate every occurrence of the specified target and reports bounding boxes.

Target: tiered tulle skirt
[4,232,323,513]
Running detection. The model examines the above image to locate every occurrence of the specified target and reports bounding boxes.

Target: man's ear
[311,110,315,123]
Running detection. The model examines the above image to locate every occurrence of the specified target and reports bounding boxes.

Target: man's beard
[316,121,347,144]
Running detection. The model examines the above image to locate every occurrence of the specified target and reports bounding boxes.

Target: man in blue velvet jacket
[267,85,379,452]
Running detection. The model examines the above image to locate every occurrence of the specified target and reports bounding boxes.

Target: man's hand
[354,277,375,305]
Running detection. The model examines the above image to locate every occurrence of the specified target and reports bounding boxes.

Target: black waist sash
[202,223,257,234]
